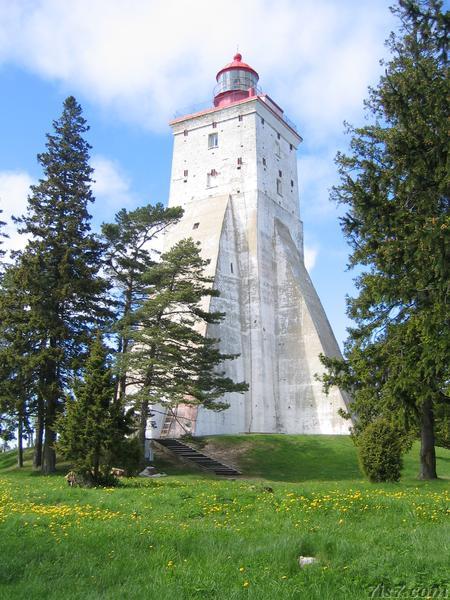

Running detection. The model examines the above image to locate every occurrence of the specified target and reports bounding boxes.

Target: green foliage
[355,419,404,482]
[101,203,183,402]
[10,96,111,473]
[109,435,143,476]
[122,238,248,451]
[320,0,449,480]
[56,333,131,484]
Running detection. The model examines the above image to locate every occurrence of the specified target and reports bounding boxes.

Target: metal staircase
[155,438,241,477]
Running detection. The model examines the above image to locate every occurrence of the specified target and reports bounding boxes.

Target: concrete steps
[155,438,241,477]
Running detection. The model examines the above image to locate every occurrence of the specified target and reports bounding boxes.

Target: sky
[0,0,401,350]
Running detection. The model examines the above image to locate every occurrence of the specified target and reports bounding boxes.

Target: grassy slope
[0,437,448,600]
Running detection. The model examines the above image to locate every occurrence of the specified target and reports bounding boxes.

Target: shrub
[356,419,404,482]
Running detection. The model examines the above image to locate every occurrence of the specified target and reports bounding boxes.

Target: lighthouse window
[290,144,293,151]
[237,157,242,168]
[184,169,188,177]
[277,178,283,196]
[278,170,282,177]
[291,179,294,188]
[262,157,266,167]
[277,132,281,140]
[208,132,218,149]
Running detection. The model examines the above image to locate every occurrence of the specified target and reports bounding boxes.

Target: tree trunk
[33,396,44,468]
[139,398,149,463]
[17,415,24,468]
[42,391,57,474]
[419,397,437,480]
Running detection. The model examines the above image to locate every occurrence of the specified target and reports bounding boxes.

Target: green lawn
[0,436,448,599]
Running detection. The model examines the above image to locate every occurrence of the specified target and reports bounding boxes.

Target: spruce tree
[15,96,110,473]
[123,238,248,456]
[101,204,183,402]
[57,333,129,482]
[320,0,449,479]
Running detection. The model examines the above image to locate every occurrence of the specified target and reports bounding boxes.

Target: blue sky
[0,0,399,349]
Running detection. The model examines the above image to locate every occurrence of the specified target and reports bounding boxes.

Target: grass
[0,436,448,600]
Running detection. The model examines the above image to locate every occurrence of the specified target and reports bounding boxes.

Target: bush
[109,436,143,476]
[356,419,404,482]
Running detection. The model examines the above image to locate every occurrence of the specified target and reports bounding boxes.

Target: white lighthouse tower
[156,54,349,437]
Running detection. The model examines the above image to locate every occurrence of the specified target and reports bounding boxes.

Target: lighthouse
[155,54,349,437]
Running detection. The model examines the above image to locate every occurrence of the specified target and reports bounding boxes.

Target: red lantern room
[213,53,259,108]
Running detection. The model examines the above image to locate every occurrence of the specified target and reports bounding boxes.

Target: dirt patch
[201,440,253,471]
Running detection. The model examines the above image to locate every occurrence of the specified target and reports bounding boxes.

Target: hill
[0,435,448,599]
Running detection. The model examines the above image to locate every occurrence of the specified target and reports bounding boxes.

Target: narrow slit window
[278,170,282,177]
[212,121,217,128]
[277,178,282,196]
[277,132,281,140]
[183,129,188,136]
[291,179,294,188]
[230,262,234,273]
[262,157,266,167]
[208,132,218,149]
[238,115,243,122]
[290,144,293,151]
[193,222,199,230]
[261,117,265,125]
[237,157,242,167]
[184,169,188,177]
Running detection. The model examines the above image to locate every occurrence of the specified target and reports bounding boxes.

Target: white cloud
[0,0,395,135]
[91,155,134,210]
[0,170,33,256]
[304,243,318,272]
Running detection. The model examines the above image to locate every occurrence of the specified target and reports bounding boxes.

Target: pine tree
[57,333,130,482]
[14,96,110,473]
[320,0,449,479]
[123,238,248,456]
[101,204,183,402]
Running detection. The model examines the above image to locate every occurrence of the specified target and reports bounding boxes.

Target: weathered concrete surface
[150,95,350,438]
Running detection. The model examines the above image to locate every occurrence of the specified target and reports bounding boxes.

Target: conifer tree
[320,0,449,479]
[0,262,41,467]
[0,209,7,271]
[101,204,183,401]
[57,333,130,482]
[14,96,110,473]
[123,239,248,455]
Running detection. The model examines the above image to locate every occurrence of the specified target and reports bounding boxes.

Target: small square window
[238,115,243,122]
[184,169,188,177]
[208,132,218,149]
[279,170,282,177]
[212,121,217,128]
[277,179,282,196]
[193,222,199,230]
[183,129,188,136]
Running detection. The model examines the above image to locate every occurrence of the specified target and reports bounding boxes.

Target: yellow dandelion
[243,581,249,588]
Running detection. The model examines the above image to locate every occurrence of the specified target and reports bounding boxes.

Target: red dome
[216,53,259,82]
